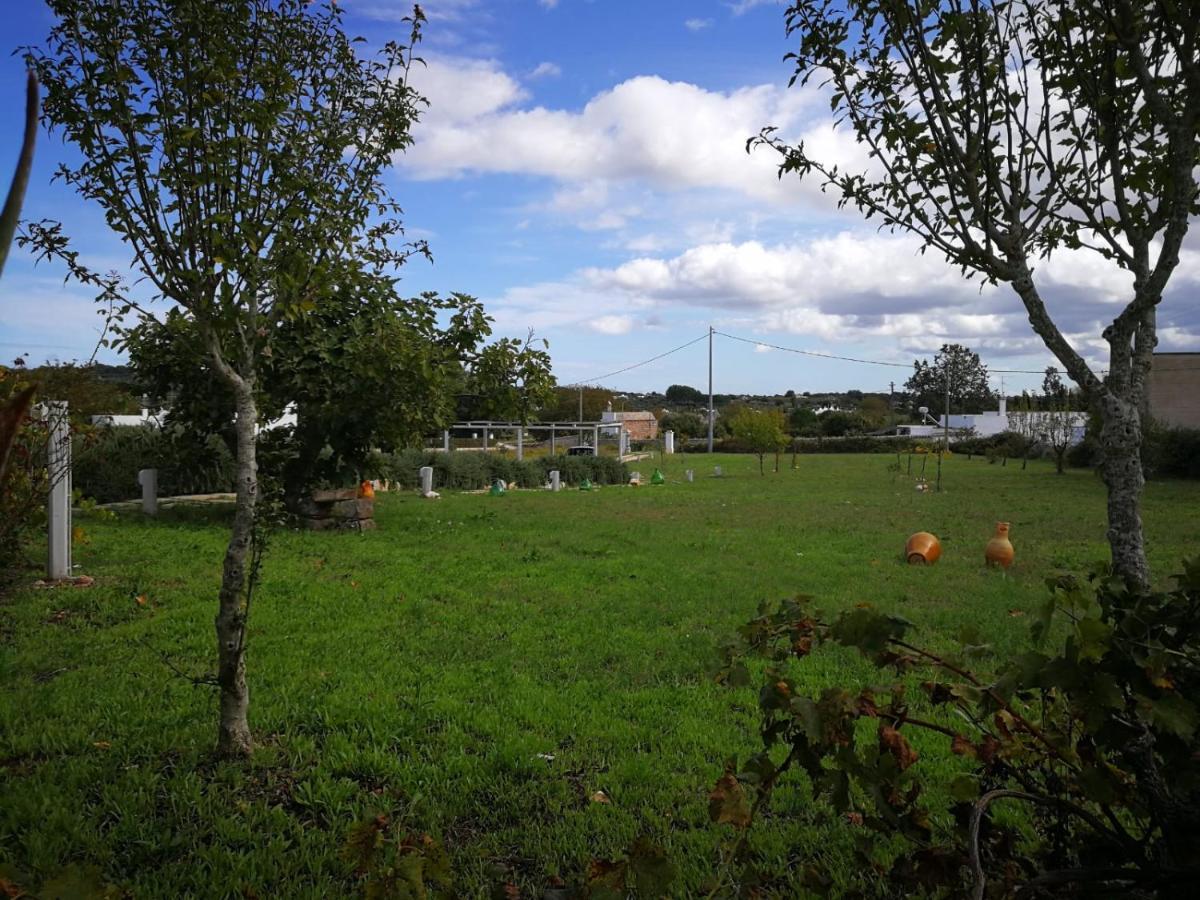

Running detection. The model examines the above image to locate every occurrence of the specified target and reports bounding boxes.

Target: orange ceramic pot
[905,531,941,565]
[985,522,1014,568]
[358,480,375,499]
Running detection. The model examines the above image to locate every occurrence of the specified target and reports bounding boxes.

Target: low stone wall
[301,487,376,532]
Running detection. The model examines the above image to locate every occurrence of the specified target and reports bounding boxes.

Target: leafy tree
[754,1,1199,588]
[1043,366,1068,403]
[22,0,429,757]
[1037,391,1080,475]
[857,395,891,428]
[659,411,706,445]
[19,363,142,423]
[539,386,614,422]
[466,330,556,425]
[905,344,993,415]
[1006,391,1039,470]
[787,405,818,435]
[729,407,789,474]
[664,383,705,405]
[818,410,866,437]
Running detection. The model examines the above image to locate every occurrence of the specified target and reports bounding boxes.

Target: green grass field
[2,453,1198,897]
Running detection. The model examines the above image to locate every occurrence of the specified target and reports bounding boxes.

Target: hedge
[684,436,919,454]
[73,426,235,503]
[366,450,628,491]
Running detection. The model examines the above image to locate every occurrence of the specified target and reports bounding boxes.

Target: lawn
[2,453,1198,897]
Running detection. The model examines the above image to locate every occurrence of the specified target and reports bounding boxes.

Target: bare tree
[755,1,1199,588]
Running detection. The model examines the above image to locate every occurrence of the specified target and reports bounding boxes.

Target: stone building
[599,404,659,440]
[1147,352,1200,428]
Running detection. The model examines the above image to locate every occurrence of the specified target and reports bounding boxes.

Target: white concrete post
[443,430,450,452]
[419,466,434,495]
[618,428,629,457]
[593,425,600,454]
[517,427,524,461]
[664,430,675,454]
[482,427,489,451]
[550,470,561,492]
[686,469,694,483]
[550,425,556,455]
[45,401,72,581]
[714,465,723,477]
[138,468,158,516]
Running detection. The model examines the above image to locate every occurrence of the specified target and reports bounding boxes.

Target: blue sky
[2,0,1197,397]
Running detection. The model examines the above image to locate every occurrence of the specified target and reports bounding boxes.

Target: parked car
[566,445,595,456]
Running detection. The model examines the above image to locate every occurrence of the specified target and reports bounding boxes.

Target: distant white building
[896,395,1088,445]
[91,408,162,428]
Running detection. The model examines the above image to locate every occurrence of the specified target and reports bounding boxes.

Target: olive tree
[22,0,429,756]
[755,1,1199,588]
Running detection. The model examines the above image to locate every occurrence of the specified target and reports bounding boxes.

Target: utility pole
[944,368,951,452]
[578,385,583,422]
[707,325,714,453]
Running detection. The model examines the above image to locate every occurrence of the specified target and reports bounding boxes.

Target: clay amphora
[985,522,1014,568]
[905,531,941,565]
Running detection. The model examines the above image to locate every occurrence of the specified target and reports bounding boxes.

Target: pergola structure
[441,421,626,461]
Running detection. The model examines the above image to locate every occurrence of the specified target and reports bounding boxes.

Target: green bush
[1142,424,1200,479]
[73,426,235,503]
[711,560,1200,896]
[367,450,627,491]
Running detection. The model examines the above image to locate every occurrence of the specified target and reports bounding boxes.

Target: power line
[573,332,709,385]
[714,330,1060,375]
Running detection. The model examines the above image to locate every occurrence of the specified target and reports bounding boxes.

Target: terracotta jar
[358,480,375,499]
[985,522,1014,568]
[905,531,941,565]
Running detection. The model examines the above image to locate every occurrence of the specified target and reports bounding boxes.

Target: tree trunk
[758,453,764,476]
[1098,394,1150,591]
[216,383,258,757]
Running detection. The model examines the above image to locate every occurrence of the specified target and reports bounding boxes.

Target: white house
[896,395,1088,445]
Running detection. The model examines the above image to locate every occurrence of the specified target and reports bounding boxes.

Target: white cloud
[589,315,635,335]
[404,66,848,205]
[727,0,783,15]
[754,343,772,353]
[539,0,559,8]
[529,61,561,79]
[479,229,1200,373]
[685,18,712,31]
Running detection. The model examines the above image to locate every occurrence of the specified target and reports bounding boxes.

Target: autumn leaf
[950,734,977,758]
[879,724,919,770]
[708,773,752,828]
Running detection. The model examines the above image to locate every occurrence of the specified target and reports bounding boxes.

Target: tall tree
[905,344,994,415]
[755,1,1199,588]
[467,331,556,425]
[22,0,429,756]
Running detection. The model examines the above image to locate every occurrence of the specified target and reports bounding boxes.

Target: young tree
[467,330,557,425]
[23,0,429,756]
[1006,391,1039,469]
[905,344,993,415]
[754,2,1199,588]
[730,407,789,475]
[1038,392,1080,475]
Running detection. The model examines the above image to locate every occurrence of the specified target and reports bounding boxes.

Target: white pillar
[517,427,524,461]
[443,430,450,452]
[419,466,434,495]
[550,470,561,492]
[686,469,694,482]
[593,425,600,453]
[45,401,72,581]
[714,465,723,477]
[618,428,629,457]
[664,430,675,454]
[550,425,556,455]
[138,468,158,516]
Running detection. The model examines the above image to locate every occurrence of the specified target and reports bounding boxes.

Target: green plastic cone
[651,468,665,485]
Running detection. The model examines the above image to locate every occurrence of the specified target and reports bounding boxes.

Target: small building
[600,404,659,440]
[1148,352,1200,429]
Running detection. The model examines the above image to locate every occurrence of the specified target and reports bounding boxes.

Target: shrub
[72,426,235,503]
[368,450,627,490]
[1142,424,1200,479]
[709,561,1200,897]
